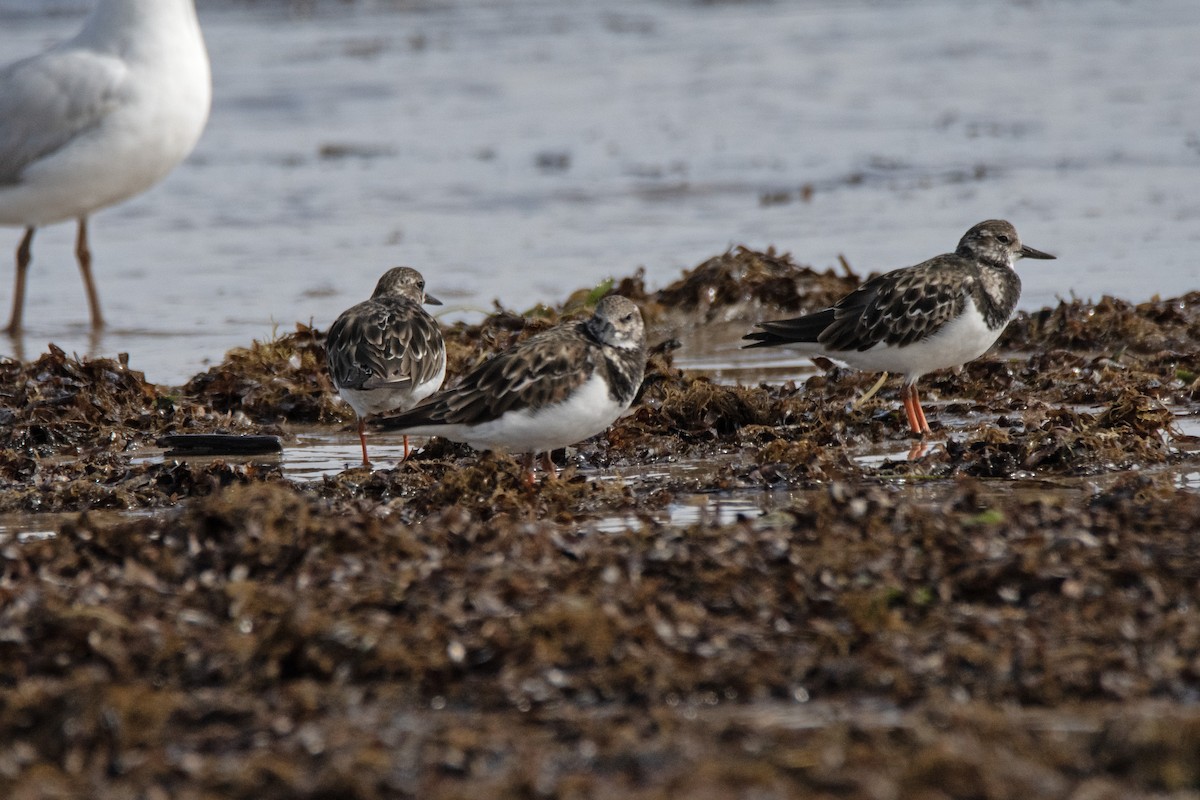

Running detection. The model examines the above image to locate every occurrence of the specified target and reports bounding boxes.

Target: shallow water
[246,384,1200,535]
[0,517,57,542]
[1,0,1198,385]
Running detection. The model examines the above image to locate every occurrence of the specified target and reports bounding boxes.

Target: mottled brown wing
[819,258,972,352]
[388,322,598,427]
[327,298,444,391]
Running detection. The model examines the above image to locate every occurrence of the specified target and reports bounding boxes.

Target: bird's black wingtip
[367,413,412,432]
[740,329,777,349]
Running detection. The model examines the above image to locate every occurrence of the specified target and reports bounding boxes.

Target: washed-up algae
[3,247,1200,797]
[183,322,345,424]
[3,247,1196,489]
[1001,291,1200,353]
[637,245,859,323]
[0,346,174,457]
[313,448,636,524]
[3,478,1200,797]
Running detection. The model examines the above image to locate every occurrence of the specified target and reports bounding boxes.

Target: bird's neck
[974,261,1022,327]
[601,343,646,404]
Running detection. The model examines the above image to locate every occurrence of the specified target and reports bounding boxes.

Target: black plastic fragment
[157,434,283,456]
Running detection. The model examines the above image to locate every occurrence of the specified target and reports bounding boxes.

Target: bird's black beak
[424,293,443,305]
[1019,245,1056,260]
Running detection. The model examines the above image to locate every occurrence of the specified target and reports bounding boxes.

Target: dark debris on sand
[2,248,1200,797]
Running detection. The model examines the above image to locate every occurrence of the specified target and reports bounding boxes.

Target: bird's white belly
[339,361,446,419]
[1,104,209,226]
[420,372,626,453]
[841,304,1006,379]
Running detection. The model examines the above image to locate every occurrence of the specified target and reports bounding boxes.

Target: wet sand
[2,251,1200,797]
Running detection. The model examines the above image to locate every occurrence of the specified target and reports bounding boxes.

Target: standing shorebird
[743,220,1056,435]
[0,0,211,333]
[370,295,647,483]
[326,267,447,466]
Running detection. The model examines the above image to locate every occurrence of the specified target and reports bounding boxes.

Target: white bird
[0,0,211,333]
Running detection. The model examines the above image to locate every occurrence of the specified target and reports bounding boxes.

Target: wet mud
[2,248,1200,797]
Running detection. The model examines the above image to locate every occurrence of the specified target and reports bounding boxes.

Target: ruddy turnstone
[326,267,447,465]
[370,294,647,481]
[743,219,1055,435]
[0,0,211,333]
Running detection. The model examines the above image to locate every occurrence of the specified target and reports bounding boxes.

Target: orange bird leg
[402,435,410,460]
[911,384,931,435]
[358,418,370,466]
[540,451,557,481]
[901,385,921,434]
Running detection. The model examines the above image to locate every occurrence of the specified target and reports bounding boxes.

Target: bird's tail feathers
[741,308,834,349]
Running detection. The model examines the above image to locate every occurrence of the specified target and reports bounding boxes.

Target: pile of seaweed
[2,477,1200,796]
[183,322,344,423]
[1,249,1198,516]
[1001,291,1200,353]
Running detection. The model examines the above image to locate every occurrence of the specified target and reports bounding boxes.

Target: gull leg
[540,451,557,481]
[75,217,105,330]
[852,371,889,409]
[358,418,370,466]
[5,227,35,335]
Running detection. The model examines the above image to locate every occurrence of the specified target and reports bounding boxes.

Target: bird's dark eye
[997,234,1011,244]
